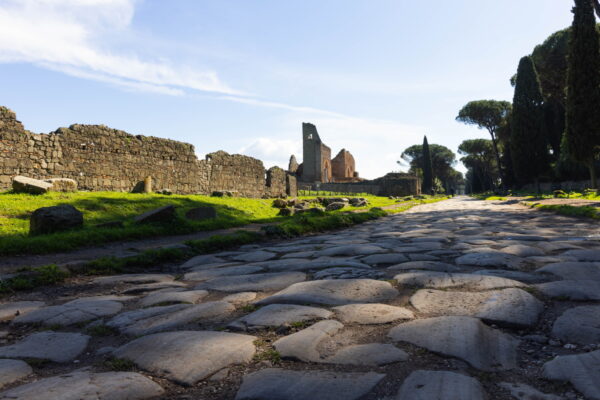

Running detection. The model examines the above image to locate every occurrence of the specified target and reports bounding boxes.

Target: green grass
[530,203,600,219]
[102,357,136,371]
[0,264,69,294]
[0,191,402,256]
[86,324,119,337]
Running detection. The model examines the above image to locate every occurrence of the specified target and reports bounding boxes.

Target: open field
[0,191,412,256]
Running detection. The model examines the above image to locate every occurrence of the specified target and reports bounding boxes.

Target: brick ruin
[0,106,296,198]
[290,123,420,197]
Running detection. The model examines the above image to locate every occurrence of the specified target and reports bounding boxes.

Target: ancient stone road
[1,197,600,399]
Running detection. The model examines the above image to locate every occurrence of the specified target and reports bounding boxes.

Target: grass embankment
[0,196,449,295]
[0,191,399,256]
[472,190,600,219]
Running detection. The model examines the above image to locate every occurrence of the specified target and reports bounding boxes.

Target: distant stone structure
[293,123,360,184]
[0,106,296,198]
[289,122,419,197]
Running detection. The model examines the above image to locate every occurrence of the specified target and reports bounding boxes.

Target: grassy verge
[525,203,600,219]
[0,197,449,296]
[0,191,400,256]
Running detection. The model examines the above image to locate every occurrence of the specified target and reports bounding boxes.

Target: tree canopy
[421,136,434,194]
[458,139,499,193]
[400,142,461,191]
[510,56,550,186]
[565,0,600,188]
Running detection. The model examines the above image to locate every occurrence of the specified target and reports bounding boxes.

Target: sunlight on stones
[273,320,343,362]
[113,331,256,386]
[332,303,414,324]
[0,301,45,322]
[195,272,306,292]
[228,304,332,331]
[394,271,527,290]
[0,359,32,389]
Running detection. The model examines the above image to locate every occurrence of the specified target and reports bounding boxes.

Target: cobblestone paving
[1,197,600,399]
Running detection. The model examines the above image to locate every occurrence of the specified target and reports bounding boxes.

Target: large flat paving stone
[395,370,486,400]
[0,332,90,362]
[535,280,600,300]
[499,382,562,400]
[183,265,264,281]
[0,302,45,322]
[500,244,545,257]
[333,303,414,324]
[107,301,235,336]
[388,316,519,371]
[12,299,122,326]
[455,252,526,269]
[195,272,306,292]
[394,271,527,290]
[313,267,383,280]
[537,262,600,281]
[228,304,332,331]
[360,253,409,265]
[472,269,543,283]
[0,359,32,389]
[257,279,398,306]
[410,288,544,328]
[552,305,600,345]
[114,331,256,385]
[561,249,600,262]
[316,244,386,257]
[273,320,343,362]
[388,261,461,273]
[234,368,384,400]
[93,273,174,285]
[0,371,164,400]
[139,289,209,307]
[325,343,408,366]
[543,350,600,400]
[255,258,370,272]
[232,250,277,262]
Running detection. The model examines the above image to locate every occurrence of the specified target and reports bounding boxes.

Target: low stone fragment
[499,382,562,400]
[333,303,414,324]
[0,331,90,362]
[114,331,256,385]
[535,280,600,300]
[12,299,122,326]
[257,279,398,306]
[0,359,32,389]
[396,370,486,400]
[12,176,52,194]
[410,288,544,328]
[552,305,600,345]
[394,271,527,290]
[543,350,600,400]
[139,289,209,307]
[273,320,343,362]
[0,301,45,322]
[388,316,519,371]
[29,205,83,235]
[45,178,78,192]
[0,371,164,400]
[107,301,235,336]
[235,368,384,400]
[500,245,545,257]
[325,343,408,366]
[196,272,306,292]
[228,304,332,331]
[134,205,176,224]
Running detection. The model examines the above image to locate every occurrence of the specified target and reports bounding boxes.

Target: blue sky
[0,0,573,178]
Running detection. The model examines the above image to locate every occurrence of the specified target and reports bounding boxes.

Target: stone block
[30,204,84,235]
[12,175,52,194]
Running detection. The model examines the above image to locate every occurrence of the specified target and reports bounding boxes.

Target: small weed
[103,357,135,371]
[86,325,119,336]
[241,304,259,313]
[290,321,309,329]
[253,349,281,364]
[0,264,68,294]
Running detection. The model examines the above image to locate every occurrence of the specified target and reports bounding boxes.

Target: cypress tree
[565,0,600,189]
[422,136,434,194]
[511,56,550,192]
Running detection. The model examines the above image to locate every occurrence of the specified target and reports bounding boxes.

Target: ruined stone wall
[300,173,420,197]
[0,106,297,197]
[332,149,356,181]
[265,166,288,198]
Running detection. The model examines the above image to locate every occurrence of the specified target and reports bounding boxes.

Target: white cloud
[238,137,302,170]
[0,0,240,95]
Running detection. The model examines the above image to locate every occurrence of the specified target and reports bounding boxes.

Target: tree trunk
[589,161,598,189]
[535,177,541,194]
[489,133,505,192]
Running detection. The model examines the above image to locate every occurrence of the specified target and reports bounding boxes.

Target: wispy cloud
[0,0,240,95]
